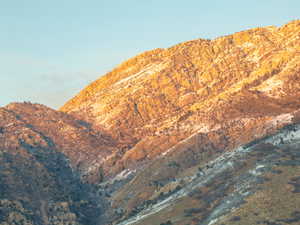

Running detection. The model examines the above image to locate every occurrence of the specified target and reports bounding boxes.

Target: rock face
[1,20,300,225]
[61,20,300,176]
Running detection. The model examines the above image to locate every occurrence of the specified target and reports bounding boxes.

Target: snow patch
[270,113,293,126]
[115,169,134,181]
[265,123,300,146]
[249,164,265,176]
[242,42,255,48]
[258,78,283,93]
[113,62,168,88]
[4,123,14,128]
[161,124,220,156]
[208,218,219,225]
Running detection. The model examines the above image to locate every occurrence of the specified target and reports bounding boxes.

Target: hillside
[60,20,300,224]
[0,20,300,225]
[1,102,117,181]
[114,122,300,225]
[61,20,300,176]
[0,105,107,225]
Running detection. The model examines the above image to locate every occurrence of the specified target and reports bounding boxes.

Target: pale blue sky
[0,0,299,109]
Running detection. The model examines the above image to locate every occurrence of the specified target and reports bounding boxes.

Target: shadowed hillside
[1,20,300,225]
[0,103,110,225]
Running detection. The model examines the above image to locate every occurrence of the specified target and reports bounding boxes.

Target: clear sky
[0,0,299,109]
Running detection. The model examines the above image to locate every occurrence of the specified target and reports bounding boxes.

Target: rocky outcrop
[1,20,300,225]
[61,20,300,176]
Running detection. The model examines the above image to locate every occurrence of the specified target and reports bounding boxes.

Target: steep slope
[0,146,103,225]
[1,102,117,180]
[0,102,115,224]
[61,20,300,176]
[114,121,300,225]
[1,20,300,225]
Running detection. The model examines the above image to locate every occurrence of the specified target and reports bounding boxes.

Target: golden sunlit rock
[61,20,300,174]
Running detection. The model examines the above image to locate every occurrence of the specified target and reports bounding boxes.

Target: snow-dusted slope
[115,123,300,225]
[61,20,300,179]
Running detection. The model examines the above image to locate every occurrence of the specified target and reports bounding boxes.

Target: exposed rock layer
[62,20,300,175]
[1,20,300,225]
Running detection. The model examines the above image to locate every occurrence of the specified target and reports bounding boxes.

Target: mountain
[61,20,300,176]
[1,102,117,181]
[61,20,300,224]
[0,20,300,225]
[114,123,300,225]
[0,102,115,225]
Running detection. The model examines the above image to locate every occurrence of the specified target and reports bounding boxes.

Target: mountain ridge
[61,19,300,177]
[0,20,300,225]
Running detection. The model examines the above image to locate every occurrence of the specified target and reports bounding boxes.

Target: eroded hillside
[1,102,117,181]
[61,20,300,177]
[1,20,300,225]
[0,103,110,225]
[0,102,119,224]
[114,121,300,225]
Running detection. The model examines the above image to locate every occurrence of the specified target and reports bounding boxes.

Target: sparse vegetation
[1,20,300,225]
